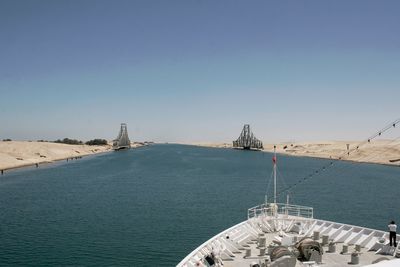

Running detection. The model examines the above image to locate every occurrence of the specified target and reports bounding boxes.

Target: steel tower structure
[113,123,131,150]
[233,124,263,150]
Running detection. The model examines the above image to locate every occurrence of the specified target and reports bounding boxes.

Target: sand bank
[0,141,112,171]
[263,140,400,166]
[189,142,232,149]
[191,140,400,166]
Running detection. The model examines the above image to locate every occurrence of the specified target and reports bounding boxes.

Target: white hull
[178,203,400,267]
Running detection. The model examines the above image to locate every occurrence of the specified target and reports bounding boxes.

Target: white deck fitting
[177,203,400,267]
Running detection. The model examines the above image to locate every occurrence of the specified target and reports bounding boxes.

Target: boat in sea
[177,131,400,266]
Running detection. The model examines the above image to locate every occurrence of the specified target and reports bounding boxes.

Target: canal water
[0,144,399,266]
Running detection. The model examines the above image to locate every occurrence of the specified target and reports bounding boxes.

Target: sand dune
[0,141,112,171]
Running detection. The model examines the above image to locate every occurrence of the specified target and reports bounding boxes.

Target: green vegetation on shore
[54,138,83,145]
[53,138,108,146]
[85,139,108,146]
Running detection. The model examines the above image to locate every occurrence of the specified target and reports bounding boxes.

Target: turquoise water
[0,144,399,266]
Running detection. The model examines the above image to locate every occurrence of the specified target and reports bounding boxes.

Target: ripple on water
[0,145,399,266]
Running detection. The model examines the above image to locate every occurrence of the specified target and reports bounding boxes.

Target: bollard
[350,252,359,264]
[313,231,320,241]
[329,242,336,253]
[322,235,329,246]
[258,233,266,247]
[245,248,251,258]
[341,243,348,254]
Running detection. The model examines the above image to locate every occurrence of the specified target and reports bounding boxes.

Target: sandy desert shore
[0,141,112,171]
[2,140,398,172]
[192,140,400,166]
[264,140,400,166]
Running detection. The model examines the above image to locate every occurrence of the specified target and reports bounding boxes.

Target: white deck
[177,203,400,267]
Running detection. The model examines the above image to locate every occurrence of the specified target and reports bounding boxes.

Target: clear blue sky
[1,0,399,142]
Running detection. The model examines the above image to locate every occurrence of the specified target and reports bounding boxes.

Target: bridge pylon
[113,123,131,150]
[233,124,263,150]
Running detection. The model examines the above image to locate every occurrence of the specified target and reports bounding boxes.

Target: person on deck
[388,220,397,247]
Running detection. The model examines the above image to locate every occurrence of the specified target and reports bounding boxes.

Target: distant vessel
[178,147,400,267]
[233,124,263,150]
[113,123,131,150]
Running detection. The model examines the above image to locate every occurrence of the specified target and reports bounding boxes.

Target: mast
[273,145,277,204]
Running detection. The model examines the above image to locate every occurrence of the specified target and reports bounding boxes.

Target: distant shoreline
[0,141,112,173]
[188,140,400,167]
[1,141,398,174]
[1,151,109,173]
[0,141,145,174]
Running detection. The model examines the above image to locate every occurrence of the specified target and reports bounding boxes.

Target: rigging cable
[323,136,400,177]
[267,118,400,202]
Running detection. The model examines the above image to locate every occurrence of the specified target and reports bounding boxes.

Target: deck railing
[248,202,313,219]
